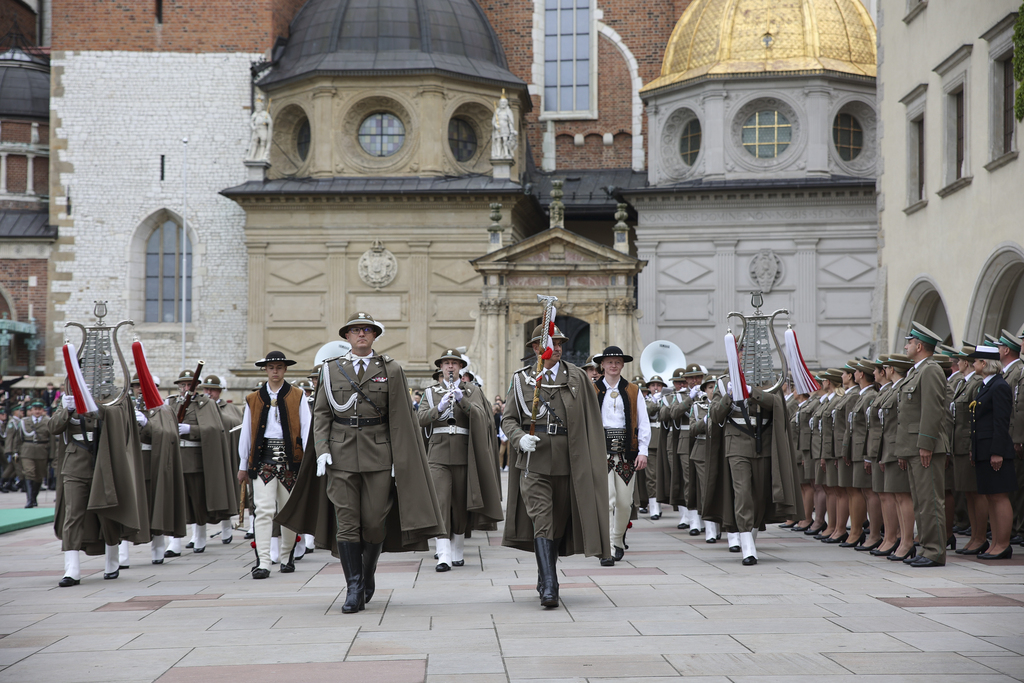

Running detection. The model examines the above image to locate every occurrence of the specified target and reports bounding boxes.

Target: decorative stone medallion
[358,240,398,290]
[749,249,782,293]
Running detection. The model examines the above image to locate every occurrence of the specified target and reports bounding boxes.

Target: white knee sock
[680,507,690,524]
[649,498,661,517]
[118,539,130,566]
[739,531,758,559]
[104,544,120,574]
[304,534,315,549]
[436,537,452,567]
[452,534,465,563]
[727,532,740,548]
[168,536,182,553]
[64,550,81,580]
[194,524,207,550]
[294,534,307,558]
[151,536,166,562]
[705,520,718,541]
[270,535,280,563]
[690,510,703,530]
[221,519,233,540]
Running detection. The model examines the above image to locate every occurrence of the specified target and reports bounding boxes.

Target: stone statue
[491,90,517,160]
[246,92,273,162]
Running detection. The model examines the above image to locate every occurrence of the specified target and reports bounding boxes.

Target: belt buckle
[546,423,558,435]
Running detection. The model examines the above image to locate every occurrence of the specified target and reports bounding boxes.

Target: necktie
[356,360,365,382]
[545,370,554,384]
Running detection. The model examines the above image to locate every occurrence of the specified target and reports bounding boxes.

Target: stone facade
[49,51,257,389]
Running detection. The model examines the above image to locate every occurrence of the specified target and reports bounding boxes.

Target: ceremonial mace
[528,294,558,437]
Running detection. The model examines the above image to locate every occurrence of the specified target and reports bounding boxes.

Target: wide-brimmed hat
[581,355,598,370]
[700,375,717,389]
[646,375,667,387]
[434,349,468,369]
[670,367,687,382]
[461,368,477,381]
[632,375,645,386]
[296,379,313,392]
[174,369,198,385]
[593,345,633,364]
[527,323,568,347]
[308,364,322,380]
[200,374,227,389]
[682,363,707,378]
[340,312,384,338]
[968,344,1001,360]
[130,373,140,386]
[255,351,296,368]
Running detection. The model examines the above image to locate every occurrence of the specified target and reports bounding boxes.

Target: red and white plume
[784,327,819,395]
[132,340,165,410]
[724,332,750,401]
[540,305,558,360]
[62,343,99,415]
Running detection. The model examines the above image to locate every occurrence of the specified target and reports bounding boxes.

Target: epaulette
[381,355,393,363]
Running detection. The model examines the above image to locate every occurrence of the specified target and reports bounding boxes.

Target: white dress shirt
[238,383,312,471]
[600,377,651,455]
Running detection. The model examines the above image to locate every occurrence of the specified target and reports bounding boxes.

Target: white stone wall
[51,51,259,391]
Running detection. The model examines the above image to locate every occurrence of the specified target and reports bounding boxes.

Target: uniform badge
[371,377,388,383]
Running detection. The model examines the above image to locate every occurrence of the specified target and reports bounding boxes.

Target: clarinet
[446,371,457,426]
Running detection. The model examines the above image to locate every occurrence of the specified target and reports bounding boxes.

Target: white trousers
[254,472,296,569]
[608,469,635,550]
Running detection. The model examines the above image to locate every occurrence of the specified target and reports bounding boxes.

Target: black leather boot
[338,541,365,614]
[24,480,34,508]
[535,537,560,609]
[30,480,39,508]
[362,541,383,603]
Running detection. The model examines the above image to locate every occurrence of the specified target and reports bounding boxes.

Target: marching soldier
[643,375,666,519]
[897,322,952,567]
[203,375,243,545]
[501,323,609,608]
[417,349,503,572]
[1,404,24,493]
[689,375,720,543]
[166,370,238,556]
[19,400,51,508]
[673,364,707,536]
[654,368,684,527]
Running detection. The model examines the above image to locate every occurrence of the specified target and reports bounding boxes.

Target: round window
[833,113,863,161]
[741,110,792,159]
[448,118,478,162]
[296,119,311,161]
[358,113,406,157]
[679,118,702,166]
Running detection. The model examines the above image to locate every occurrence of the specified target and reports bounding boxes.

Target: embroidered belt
[522,422,568,436]
[333,415,388,427]
[260,438,287,464]
[179,439,201,448]
[433,425,469,436]
[605,427,628,454]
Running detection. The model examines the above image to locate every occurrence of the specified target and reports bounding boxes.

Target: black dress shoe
[103,569,119,580]
[888,546,915,561]
[186,542,194,549]
[600,557,615,567]
[58,576,80,587]
[688,528,702,536]
[222,536,233,545]
[978,546,1013,560]
[252,568,270,579]
[193,547,205,554]
[742,556,757,566]
[677,522,689,530]
[244,532,254,539]
[452,560,465,567]
[436,562,451,572]
[650,513,661,520]
[901,547,919,563]
[729,545,741,553]
[164,550,180,558]
[119,565,130,570]
[791,523,811,532]
[812,532,828,540]
[805,524,826,536]
[909,556,943,567]
[638,506,648,514]
[1010,535,1023,545]
[280,561,295,573]
[946,535,956,551]
[152,559,164,565]
[706,536,717,544]
[855,539,883,552]
[612,546,625,561]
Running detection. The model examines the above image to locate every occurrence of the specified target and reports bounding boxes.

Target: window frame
[933,44,973,194]
[357,112,407,158]
[144,218,192,324]
[981,13,1019,171]
[900,82,928,212]
[538,0,599,121]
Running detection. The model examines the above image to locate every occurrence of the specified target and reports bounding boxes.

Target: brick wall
[32,155,47,195]
[0,257,49,370]
[0,0,37,45]
[1,120,32,143]
[52,0,303,52]
[6,155,26,193]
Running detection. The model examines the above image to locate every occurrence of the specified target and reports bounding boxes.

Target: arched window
[145,219,191,323]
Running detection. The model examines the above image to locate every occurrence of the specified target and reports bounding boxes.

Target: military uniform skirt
[952,454,978,493]
[871,460,886,493]
[883,460,910,493]
[837,458,854,487]
[824,459,840,487]
[976,457,1017,495]
[852,459,872,489]
[814,460,827,486]
[802,456,815,483]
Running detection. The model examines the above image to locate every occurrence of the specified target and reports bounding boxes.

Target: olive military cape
[52,397,151,554]
[276,356,446,555]
[501,362,611,558]
[701,388,803,532]
[655,399,679,506]
[457,381,504,531]
[145,405,187,538]
[188,397,239,523]
[217,400,244,478]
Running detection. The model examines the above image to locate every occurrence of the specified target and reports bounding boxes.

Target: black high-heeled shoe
[779,522,797,529]
[839,533,865,548]
[805,524,827,536]
[978,546,1013,560]
[824,532,848,544]
[959,541,989,556]
[792,522,812,532]
[946,535,957,550]
[887,546,915,561]
[901,546,919,563]
[855,538,883,552]
[870,544,896,556]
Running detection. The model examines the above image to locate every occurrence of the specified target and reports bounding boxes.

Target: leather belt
[523,422,568,436]
[333,415,388,427]
[179,439,201,448]
[141,443,152,451]
[678,425,690,431]
[650,421,661,429]
[71,434,92,444]
[433,425,469,436]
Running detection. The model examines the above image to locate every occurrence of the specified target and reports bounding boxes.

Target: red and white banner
[132,340,165,410]
[784,327,820,395]
[62,343,99,414]
[724,332,750,401]
[540,305,557,360]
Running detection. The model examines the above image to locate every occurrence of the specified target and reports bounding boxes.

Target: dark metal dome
[0,49,49,121]
[260,0,524,89]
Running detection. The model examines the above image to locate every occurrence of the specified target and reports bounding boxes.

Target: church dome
[642,0,876,93]
[0,48,49,121]
[260,0,524,90]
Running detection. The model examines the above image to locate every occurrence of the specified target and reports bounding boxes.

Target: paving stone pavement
[1,479,1022,683]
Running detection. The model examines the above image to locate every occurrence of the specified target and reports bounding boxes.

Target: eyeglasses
[350,326,376,335]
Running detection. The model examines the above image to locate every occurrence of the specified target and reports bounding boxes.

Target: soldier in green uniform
[811,370,841,540]
[897,322,952,567]
[643,375,666,519]
[950,343,988,554]
[994,330,1024,544]
[203,375,243,545]
[19,400,51,508]
[866,356,898,555]
[1,404,24,493]
[824,366,857,544]
[844,360,881,549]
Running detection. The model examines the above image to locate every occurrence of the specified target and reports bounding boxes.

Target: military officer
[994,330,1024,544]
[689,375,720,543]
[417,349,503,572]
[897,322,952,567]
[866,356,898,555]
[823,366,857,545]
[19,400,50,508]
[675,364,708,536]
[810,371,841,540]
[501,323,609,609]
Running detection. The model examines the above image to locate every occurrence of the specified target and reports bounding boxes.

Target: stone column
[701,91,728,179]
[714,239,738,366]
[326,241,348,341]
[25,155,34,195]
[419,85,446,175]
[607,297,635,353]
[804,86,831,177]
[0,153,7,193]
[479,297,507,402]
[246,242,269,362]
[487,203,503,253]
[795,238,819,364]
[408,241,431,363]
[310,87,335,178]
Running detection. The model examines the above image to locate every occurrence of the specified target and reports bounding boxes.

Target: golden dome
[642,0,876,93]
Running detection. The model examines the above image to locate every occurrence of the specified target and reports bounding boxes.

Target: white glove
[452,387,464,403]
[135,410,148,428]
[689,386,701,400]
[519,434,540,453]
[316,452,332,477]
[62,394,76,411]
[178,423,191,436]
[438,393,452,411]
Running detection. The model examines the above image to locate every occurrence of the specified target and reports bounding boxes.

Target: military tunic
[20,415,51,483]
[846,385,878,489]
[951,373,983,492]
[418,380,472,535]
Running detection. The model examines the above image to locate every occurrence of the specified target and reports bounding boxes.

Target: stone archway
[523,315,591,366]
[964,244,1024,344]
[894,276,953,348]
